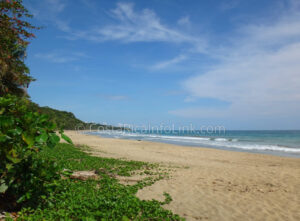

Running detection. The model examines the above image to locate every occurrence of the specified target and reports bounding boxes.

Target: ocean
[86,130,300,158]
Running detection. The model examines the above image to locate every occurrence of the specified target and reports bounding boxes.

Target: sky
[24,0,300,130]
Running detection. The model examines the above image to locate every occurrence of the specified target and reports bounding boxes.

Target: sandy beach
[65,131,300,221]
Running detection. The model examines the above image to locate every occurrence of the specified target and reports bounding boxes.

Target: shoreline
[85,130,300,158]
[65,131,300,221]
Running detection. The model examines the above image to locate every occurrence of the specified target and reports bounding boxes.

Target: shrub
[0,95,71,210]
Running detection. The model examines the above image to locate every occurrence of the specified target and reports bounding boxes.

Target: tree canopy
[0,0,38,96]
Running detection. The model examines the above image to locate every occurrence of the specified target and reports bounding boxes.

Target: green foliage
[18,143,184,220]
[0,0,38,96]
[38,143,149,177]
[0,95,71,209]
[27,102,85,130]
[28,102,130,130]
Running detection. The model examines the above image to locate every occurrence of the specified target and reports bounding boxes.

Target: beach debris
[70,170,99,181]
[268,164,280,167]
[116,173,150,185]
[117,176,142,184]
[0,212,5,220]
[265,182,275,187]
[0,211,18,220]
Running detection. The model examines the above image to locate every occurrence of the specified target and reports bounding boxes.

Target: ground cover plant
[14,143,184,220]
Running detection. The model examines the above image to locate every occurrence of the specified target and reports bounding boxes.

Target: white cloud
[97,3,196,44]
[171,4,300,122]
[152,54,187,70]
[68,3,205,49]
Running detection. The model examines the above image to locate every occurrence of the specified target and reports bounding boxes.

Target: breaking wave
[87,130,300,154]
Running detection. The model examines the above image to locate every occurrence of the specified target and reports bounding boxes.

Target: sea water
[86,130,300,158]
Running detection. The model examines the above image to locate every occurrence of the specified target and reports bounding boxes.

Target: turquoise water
[87,130,300,158]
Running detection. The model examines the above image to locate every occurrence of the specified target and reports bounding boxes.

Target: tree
[0,0,38,96]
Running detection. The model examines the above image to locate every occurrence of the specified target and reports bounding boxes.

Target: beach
[65,131,300,221]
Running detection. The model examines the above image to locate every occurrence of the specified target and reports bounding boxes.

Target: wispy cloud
[94,3,196,44]
[62,2,207,70]
[35,51,87,63]
[29,1,207,70]
[67,3,205,48]
[152,54,187,70]
[170,2,300,121]
[27,0,71,32]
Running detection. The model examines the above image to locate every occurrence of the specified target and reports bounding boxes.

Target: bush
[0,95,71,210]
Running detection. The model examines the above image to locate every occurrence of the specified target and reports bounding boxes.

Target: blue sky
[24,0,300,129]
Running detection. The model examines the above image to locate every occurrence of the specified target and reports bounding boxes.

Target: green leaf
[48,122,57,130]
[0,134,10,142]
[0,107,5,115]
[6,163,13,171]
[6,152,21,164]
[61,133,73,144]
[0,183,8,193]
[35,132,48,143]
[47,133,60,147]
[48,133,60,148]
[22,132,35,147]
[49,133,60,143]
[122,216,130,221]
[8,127,22,136]
[17,194,26,203]
[39,114,48,123]
[61,169,73,177]
[0,116,14,127]
[24,112,33,122]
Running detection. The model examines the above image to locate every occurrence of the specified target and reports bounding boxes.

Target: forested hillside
[28,102,127,130]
